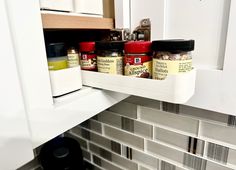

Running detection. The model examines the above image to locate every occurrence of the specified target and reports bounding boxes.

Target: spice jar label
[68,53,79,68]
[153,59,192,79]
[97,56,123,75]
[80,54,97,70]
[124,55,152,78]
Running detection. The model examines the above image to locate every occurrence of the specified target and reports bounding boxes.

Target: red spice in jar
[79,42,97,71]
[124,41,152,78]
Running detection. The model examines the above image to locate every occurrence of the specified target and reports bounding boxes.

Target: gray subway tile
[108,101,137,119]
[90,143,138,170]
[82,149,91,161]
[122,145,158,169]
[206,161,233,170]
[96,110,122,128]
[124,96,161,110]
[161,161,176,170]
[183,153,207,170]
[104,125,144,150]
[139,166,151,170]
[80,119,102,134]
[146,140,184,163]
[65,132,88,149]
[72,127,121,155]
[92,155,122,170]
[84,158,102,170]
[179,105,228,124]
[132,148,158,169]
[162,102,179,114]
[140,106,199,135]
[200,122,236,147]
[228,148,236,166]
[207,142,229,164]
[154,127,204,156]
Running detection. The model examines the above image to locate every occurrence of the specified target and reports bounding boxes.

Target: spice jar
[46,43,68,70]
[152,40,194,80]
[79,42,97,71]
[96,41,125,75]
[67,47,79,68]
[124,41,152,78]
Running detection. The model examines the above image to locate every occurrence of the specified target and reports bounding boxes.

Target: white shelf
[31,87,129,148]
[81,69,196,104]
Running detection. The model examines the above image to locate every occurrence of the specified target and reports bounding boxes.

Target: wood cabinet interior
[44,29,111,47]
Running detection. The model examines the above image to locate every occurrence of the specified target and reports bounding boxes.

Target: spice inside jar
[79,42,97,71]
[152,40,194,80]
[124,41,152,78]
[67,47,79,68]
[46,43,68,71]
[96,41,125,75]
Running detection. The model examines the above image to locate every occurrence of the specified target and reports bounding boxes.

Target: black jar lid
[96,41,126,51]
[152,39,195,52]
[46,42,67,58]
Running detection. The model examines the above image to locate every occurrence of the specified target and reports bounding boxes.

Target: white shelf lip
[40,10,102,18]
[31,87,129,148]
[81,69,196,104]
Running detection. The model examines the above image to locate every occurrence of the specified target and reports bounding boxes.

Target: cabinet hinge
[110,18,151,41]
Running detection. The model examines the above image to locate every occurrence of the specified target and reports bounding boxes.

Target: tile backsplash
[19,96,236,170]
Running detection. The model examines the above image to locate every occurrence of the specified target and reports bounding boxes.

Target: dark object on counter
[39,137,85,170]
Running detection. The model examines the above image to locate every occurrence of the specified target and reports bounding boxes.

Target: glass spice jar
[79,42,97,71]
[67,47,79,68]
[46,43,68,71]
[124,41,152,78]
[152,39,195,80]
[96,41,125,75]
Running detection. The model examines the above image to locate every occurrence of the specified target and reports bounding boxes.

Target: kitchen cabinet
[117,0,236,115]
[3,0,236,168]
[0,0,33,169]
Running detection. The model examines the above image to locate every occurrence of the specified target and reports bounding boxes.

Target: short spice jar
[46,43,68,71]
[152,40,194,80]
[124,41,152,78]
[79,42,97,71]
[96,41,125,75]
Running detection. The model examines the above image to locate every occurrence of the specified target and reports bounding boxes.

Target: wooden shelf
[41,11,114,29]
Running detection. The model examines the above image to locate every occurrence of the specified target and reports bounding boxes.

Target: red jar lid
[79,42,95,52]
[124,41,152,53]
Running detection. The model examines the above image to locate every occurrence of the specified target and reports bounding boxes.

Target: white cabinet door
[116,0,236,115]
[0,0,33,169]
[6,0,129,149]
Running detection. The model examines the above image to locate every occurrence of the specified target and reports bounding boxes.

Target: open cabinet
[3,0,236,169]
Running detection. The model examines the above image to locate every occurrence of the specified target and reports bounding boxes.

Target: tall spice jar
[79,42,97,71]
[152,40,194,80]
[67,47,79,68]
[124,41,152,78]
[96,41,125,75]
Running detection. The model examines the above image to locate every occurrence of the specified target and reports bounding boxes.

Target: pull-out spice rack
[81,69,196,104]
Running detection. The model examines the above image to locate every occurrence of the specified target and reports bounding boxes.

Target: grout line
[137,105,141,120]
[158,159,161,170]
